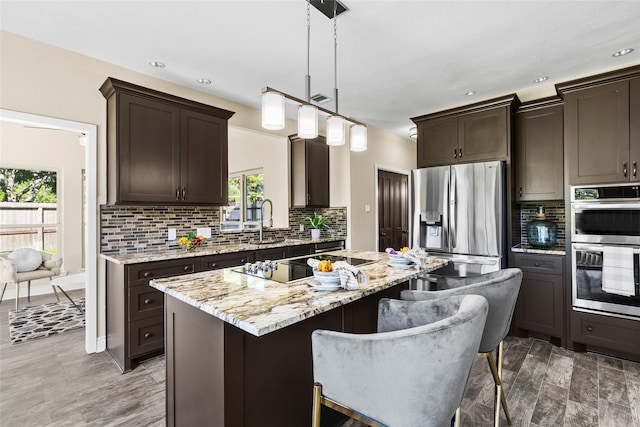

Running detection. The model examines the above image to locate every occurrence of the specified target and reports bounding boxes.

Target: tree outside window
[0,168,59,253]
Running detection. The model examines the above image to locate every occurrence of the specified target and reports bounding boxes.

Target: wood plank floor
[2,291,639,426]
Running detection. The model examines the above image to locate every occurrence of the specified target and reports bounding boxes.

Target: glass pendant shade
[261,92,285,130]
[350,124,367,152]
[298,105,318,138]
[326,116,346,146]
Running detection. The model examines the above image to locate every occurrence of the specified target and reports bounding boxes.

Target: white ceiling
[1,1,639,139]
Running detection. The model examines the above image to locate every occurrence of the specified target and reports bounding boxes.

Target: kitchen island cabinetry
[151,250,448,427]
[99,77,234,205]
[510,252,565,344]
[516,99,564,201]
[412,94,519,168]
[290,136,329,207]
[558,66,640,185]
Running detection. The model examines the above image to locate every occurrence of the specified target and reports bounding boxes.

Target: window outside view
[0,168,59,253]
[222,171,264,229]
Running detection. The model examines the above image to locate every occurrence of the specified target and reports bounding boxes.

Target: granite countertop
[100,237,344,264]
[511,243,566,256]
[149,249,448,337]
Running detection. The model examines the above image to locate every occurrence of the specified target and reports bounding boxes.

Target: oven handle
[572,203,640,211]
[572,243,640,254]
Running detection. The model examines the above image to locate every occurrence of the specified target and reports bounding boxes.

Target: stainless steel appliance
[571,184,640,318]
[232,254,372,283]
[410,161,506,288]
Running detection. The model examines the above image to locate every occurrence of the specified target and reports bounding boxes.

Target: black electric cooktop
[231,255,372,284]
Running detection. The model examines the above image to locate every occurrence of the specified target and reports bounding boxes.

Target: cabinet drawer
[201,251,254,271]
[511,253,564,275]
[129,285,164,321]
[255,247,288,261]
[288,244,314,258]
[571,310,640,357]
[128,258,200,286]
[129,316,164,357]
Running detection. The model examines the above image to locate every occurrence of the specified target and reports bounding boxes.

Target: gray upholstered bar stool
[311,294,489,427]
[401,268,523,427]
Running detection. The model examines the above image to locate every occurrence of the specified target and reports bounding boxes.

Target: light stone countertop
[511,243,566,256]
[149,249,448,337]
[100,237,344,264]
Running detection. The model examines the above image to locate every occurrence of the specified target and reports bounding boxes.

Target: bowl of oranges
[313,260,341,285]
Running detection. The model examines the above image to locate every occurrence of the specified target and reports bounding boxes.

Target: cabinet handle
[210,262,217,268]
[184,266,191,272]
[454,149,457,159]
[623,162,628,178]
[519,187,523,198]
[181,187,186,200]
[586,326,593,332]
[633,161,637,178]
[241,258,247,263]
[307,193,311,204]
[534,263,540,267]
[143,272,151,278]
[176,187,180,200]
[144,333,152,338]
[458,148,462,158]
[144,298,152,305]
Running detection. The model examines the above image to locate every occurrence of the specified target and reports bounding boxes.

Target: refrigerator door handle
[450,167,457,249]
[443,167,450,251]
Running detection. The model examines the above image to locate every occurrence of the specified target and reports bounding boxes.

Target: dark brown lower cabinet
[510,253,565,344]
[570,310,640,362]
[165,282,408,427]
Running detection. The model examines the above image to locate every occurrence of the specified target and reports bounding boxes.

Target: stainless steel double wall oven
[571,184,640,318]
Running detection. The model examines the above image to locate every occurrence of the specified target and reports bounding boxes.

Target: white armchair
[0,250,63,311]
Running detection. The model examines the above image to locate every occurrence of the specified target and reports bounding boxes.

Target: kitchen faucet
[259,199,273,242]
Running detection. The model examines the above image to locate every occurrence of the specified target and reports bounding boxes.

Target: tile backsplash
[100,205,347,254]
[519,202,566,246]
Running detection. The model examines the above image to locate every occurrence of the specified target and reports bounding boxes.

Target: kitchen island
[150,249,447,427]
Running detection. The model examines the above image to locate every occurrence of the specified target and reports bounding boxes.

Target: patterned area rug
[8,298,85,344]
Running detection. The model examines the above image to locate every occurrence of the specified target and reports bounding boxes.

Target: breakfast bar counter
[150,250,447,427]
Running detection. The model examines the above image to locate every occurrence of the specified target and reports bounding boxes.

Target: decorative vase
[311,229,321,240]
[526,206,557,248]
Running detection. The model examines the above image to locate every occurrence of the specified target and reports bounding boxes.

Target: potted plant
[305,213,327,240]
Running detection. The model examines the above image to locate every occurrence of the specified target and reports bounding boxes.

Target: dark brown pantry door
[378,170,409,251]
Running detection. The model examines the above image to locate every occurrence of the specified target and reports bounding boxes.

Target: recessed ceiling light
[149,61,165,68]
[465,91,476,96]
[533,77,549,84]
[197,78,212,85]
[612,48,634,57]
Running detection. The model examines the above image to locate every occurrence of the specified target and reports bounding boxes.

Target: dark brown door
[378,170,409,251]
[118,93,181,203]
[564,80,630,184]
[181,109,228,204]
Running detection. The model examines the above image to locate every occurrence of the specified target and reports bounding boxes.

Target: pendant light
[261,92,285,130]
[350,124,367,151]
[297,0,318,139]
[261,0,366,150]
[326,2,346,146]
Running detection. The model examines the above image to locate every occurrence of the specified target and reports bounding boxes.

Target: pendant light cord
[305,0,311,102]
[333,0,339,114]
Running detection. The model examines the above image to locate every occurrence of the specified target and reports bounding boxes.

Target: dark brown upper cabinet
[412,94,520,168]
[516,98,564,201]
[290,135,329,208]
[100,78,235,205]
[557,65,640,185]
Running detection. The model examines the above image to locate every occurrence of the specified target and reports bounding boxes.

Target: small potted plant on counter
[305,213,327,241]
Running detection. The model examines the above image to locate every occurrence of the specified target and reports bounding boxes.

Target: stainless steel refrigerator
[411,161,506,283]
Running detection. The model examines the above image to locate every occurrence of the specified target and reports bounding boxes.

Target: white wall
[0,120,85,294]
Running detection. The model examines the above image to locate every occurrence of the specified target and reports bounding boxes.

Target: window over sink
[221,169,265,232]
